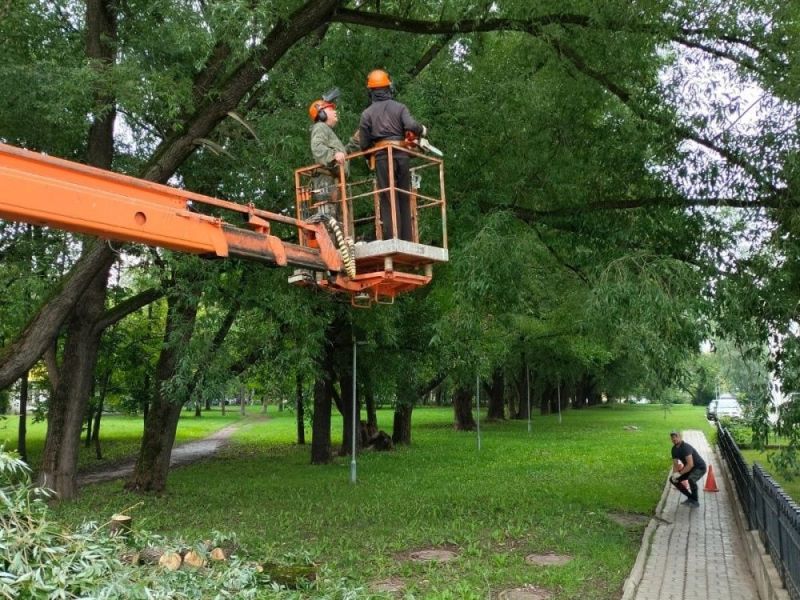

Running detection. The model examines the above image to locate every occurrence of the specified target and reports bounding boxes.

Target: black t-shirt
[671,441,707,470]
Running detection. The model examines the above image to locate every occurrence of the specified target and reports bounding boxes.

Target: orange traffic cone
[704,465,719,492]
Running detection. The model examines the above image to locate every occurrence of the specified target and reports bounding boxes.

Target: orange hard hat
[366,69,391,89]
[308,99,335,122]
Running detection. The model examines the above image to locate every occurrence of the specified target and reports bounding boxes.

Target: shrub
[719,416,752,448]
[0,448,349,599]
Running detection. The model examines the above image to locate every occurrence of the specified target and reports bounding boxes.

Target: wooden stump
[159,552,182,571]
[183,550,206,569]
[139,548,163,565]
[210,547,228,561]
[369,430,394,451]
[109,514,133,536]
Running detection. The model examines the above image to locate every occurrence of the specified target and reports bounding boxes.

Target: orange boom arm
[0,141,449,305]
[0,142,343,272]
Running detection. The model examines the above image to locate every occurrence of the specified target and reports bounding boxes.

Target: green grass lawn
[51,403,710,599]
[739,448,800,503]
[0,406,244,474]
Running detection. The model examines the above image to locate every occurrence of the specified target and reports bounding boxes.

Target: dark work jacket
[671,441,707,470]
[358,89,423,151]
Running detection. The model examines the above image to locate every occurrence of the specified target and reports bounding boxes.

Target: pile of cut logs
[112,514,235,571]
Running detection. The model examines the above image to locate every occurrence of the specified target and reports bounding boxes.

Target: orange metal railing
[292,144,448,304]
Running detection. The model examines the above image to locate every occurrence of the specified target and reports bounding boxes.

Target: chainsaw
[404,131,443,157]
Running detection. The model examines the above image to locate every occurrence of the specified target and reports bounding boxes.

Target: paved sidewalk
[624,430,759,600]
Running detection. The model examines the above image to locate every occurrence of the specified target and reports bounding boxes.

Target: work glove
[421,125,428,137]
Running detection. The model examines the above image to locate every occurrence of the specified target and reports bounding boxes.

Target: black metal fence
[717,423,800,600]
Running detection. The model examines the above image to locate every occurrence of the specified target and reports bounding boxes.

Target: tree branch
[330,7,590,34]
[532,224,590,284]
[93,287,165,333]
[672,35,764,75]
[407,34,454,79]
[548,38,780,195]
[141,0,342,183]
[506,194,788,220]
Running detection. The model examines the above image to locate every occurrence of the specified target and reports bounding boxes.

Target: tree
[3,0,798,494]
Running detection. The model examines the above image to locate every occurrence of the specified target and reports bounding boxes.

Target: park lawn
[739,448,800,503]
[53,404,709,600]
[0,407,243,475]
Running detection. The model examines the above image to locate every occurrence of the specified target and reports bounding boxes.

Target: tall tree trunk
[392,402,413,445]
[296,373,305,445]
[311,342,334,465]
[17,372,28,463]
[453,386,477,431]
[38,261,112,499]
[365,390,377,429]
[239,384,246,416]
[92,369,108,459]
[85,408,94,448]
[538,381,550,416]
[92,399,104,460]
[85,378,97,449]
[125,295,198,492]
[392,374,443,444]
[35,0,119,500]
[515,364,530,420]
[486,369,505,420]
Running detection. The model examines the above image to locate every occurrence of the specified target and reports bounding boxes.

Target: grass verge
[49,404,710,599]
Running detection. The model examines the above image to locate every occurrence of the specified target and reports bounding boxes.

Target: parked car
[706,399,717,421]
[707,394,742,421]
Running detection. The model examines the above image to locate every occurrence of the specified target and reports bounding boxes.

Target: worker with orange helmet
[358,69,426,241]
[308,88,358,218]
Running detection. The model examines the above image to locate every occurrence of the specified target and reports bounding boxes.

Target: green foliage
[769,397,800,480]
[0,446,359,598]
[0,0,797,532]
[1,448,126,599]
[718,416,753,448]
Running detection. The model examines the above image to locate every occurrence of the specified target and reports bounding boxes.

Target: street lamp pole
[351,338,358,484]
[527,366,531,435]
[476,372,481,451]
[557,382,562,424]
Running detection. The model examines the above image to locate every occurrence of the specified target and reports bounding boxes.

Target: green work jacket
[310,122,357,177]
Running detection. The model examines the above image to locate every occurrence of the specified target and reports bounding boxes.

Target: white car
[710,395,743,420]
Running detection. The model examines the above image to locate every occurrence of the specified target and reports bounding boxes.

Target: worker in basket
[358,69,427,242]
[308,88,359,221]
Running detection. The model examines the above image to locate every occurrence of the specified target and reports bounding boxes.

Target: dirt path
[77,416,262,487]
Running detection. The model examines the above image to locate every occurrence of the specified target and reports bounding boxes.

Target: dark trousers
[375,151,413,241]
[671,466,707,502]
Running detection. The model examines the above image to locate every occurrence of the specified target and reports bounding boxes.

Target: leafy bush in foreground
[0,449,354,599]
